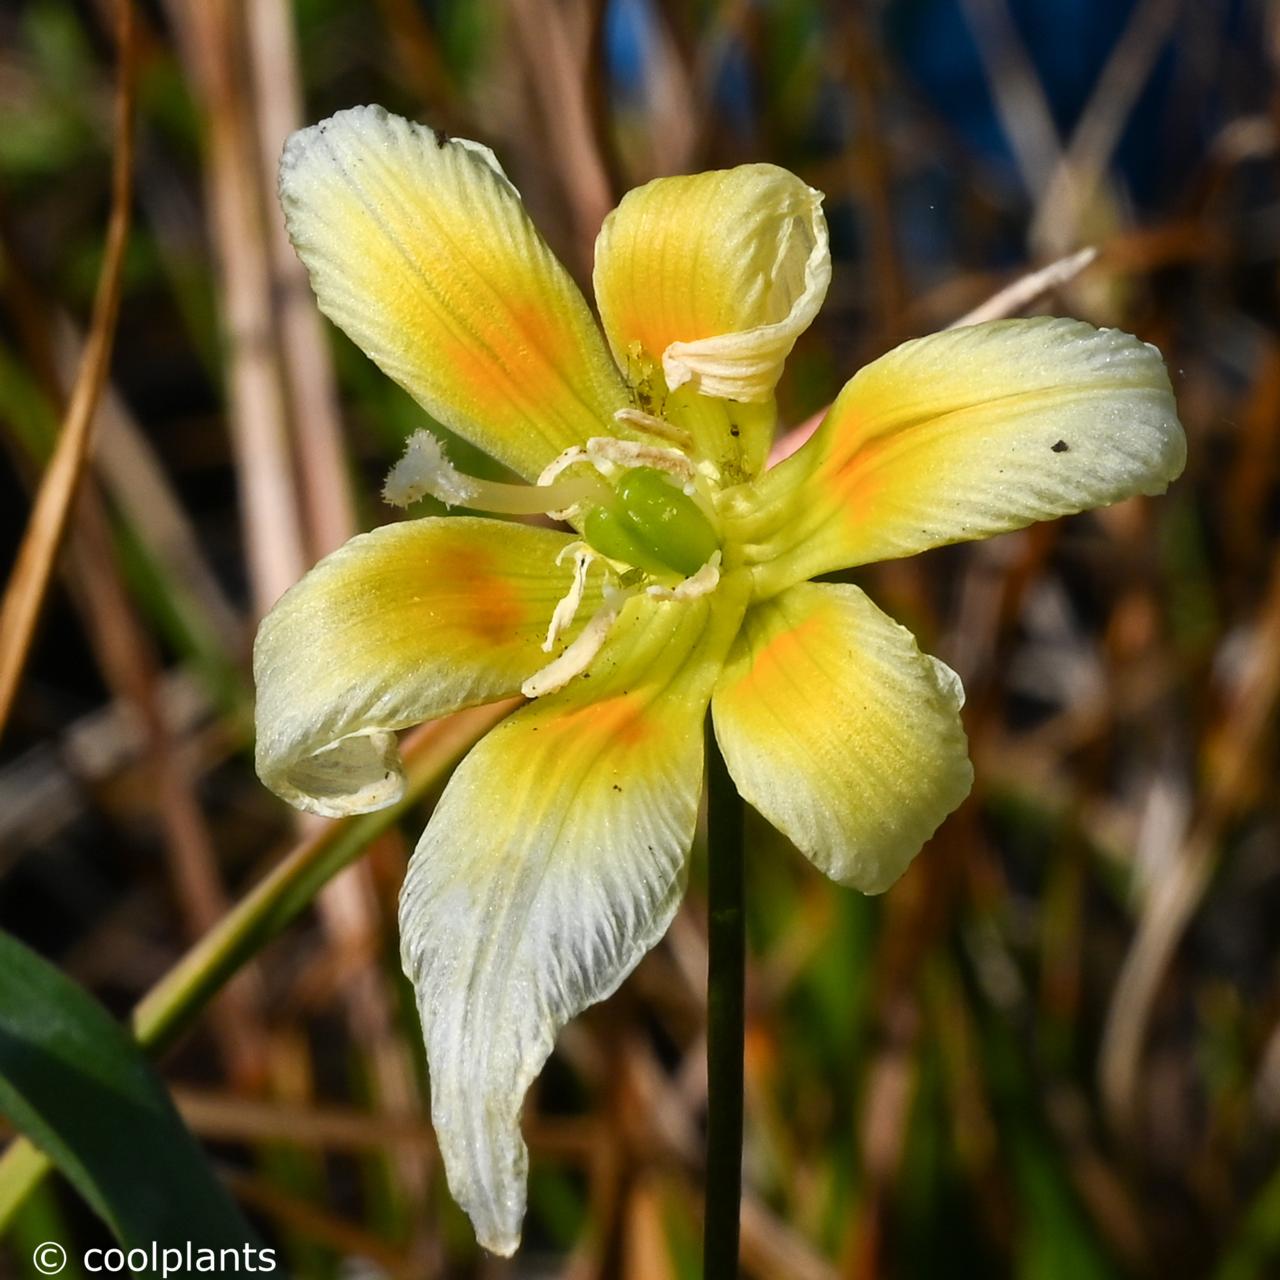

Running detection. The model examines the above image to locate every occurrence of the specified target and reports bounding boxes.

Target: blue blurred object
[885,0,1255,209]
[605,0,1261,213]
[606,0,759,139]
[604,0,652,102]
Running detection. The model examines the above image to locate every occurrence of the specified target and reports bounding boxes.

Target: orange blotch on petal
[439,300,578,417]
[543,693,652,749]
[618,302,718,371]
[432,540,528,645]
[816,431,901,531]
[738,613,826,695]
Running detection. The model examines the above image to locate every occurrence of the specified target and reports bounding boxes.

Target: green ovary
[583,467,720,578]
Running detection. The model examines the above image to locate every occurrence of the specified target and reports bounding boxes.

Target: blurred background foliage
[1,0,1278,1276]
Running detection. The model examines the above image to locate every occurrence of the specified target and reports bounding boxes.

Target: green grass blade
[0,931,258,1251]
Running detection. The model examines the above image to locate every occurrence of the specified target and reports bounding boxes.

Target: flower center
[581,466,719,579]
[383,429,725,699]
[384,429,721,581]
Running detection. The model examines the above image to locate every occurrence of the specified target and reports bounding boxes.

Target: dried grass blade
[246,0,356,559]
[0,0,137,738]
[948,247,1099,329]
[1101,547,1280,1136]
[174,0,308,619]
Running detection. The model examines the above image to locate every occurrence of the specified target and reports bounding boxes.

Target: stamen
[613,407,694,450]
[537,446,590,488]
[385,430,610,514]
[586,437,696,483]
[542,543,595,652]
[522,585,635,698]
[645,551,722,601]
[535,446,602,519]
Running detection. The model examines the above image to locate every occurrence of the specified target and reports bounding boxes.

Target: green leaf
[0,931,258,1251]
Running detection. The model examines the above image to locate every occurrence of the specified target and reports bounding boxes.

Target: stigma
[383,430,610,515]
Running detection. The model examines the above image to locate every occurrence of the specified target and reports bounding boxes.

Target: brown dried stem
[0,0,137,737]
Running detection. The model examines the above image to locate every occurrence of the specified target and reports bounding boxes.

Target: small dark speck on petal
[1051,439,1070,453]
[433,128,450,148]
[612,784,622,792]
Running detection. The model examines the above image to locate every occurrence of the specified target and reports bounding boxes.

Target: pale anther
[612,407,694,450]
[537,446,590,488]
[522,584,636,698]
[536,446,600,520]
[645,551,722,601]
[542,544,597,653]
[585,436,696,482]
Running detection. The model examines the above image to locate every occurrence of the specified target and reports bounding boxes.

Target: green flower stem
[703,718,744,1279]
[0,701,511,1231]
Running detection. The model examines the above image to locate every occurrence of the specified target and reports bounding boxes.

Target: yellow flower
[253,105,1185,1254]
